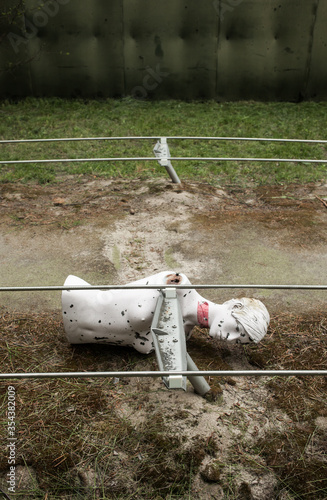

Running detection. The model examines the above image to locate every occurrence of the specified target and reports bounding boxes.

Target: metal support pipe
[159,137,181,184]
[153,138,181,183]
[0,370,326,380]
[186,353,211,396]
[1,284,327,292]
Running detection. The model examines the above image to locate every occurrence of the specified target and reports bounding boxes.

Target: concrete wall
[1,0,326,100]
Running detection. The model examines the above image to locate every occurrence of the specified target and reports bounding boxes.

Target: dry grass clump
[244,311,327,499]
[246,312,327,421]
[0,309,214,498]
[1,308,327,499]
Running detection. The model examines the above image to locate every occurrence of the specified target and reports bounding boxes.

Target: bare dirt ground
[1,177,327,499]
[1,176,327,310]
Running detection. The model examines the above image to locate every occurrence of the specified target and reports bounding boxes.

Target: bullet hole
[166,273,182,284]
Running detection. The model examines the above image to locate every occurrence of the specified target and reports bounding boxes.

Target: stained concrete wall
[0,0,326,100]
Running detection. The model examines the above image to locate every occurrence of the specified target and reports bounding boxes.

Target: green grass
[0,97,326,185]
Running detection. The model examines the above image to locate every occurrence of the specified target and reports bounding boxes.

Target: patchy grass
[0,309,326,498]
[0,311,219,498]
[0,98,326,185]
[245,313,327,422]
[244,313,327,500]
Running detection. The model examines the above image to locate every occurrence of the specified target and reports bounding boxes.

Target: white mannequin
[62,271,270,354]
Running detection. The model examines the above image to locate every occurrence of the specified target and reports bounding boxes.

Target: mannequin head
[209,297,270,344]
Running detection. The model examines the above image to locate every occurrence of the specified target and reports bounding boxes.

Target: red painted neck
[197,301,209,328]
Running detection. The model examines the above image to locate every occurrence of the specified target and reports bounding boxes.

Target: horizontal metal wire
[0,156,326,165]
[0,370,326,380]
[1,284,327,292]
[1,135,327,144]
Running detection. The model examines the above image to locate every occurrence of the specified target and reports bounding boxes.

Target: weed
[0,311,217,498]
[244,311,327,499]
[0,99,326,186]
[256,428,327,500]
[1,309,327,498]
[56,218,82,230]
[245,313,327,421]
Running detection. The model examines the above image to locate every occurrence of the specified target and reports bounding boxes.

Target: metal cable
[0,370,326,380]
[1,284,327,292]
[0,156,326,165]
[1,135,326,380]
[1,136,327,144]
